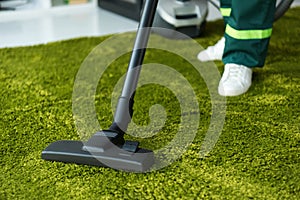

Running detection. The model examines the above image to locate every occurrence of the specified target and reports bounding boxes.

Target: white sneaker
[218,64,252,96]
[197,37,225,62]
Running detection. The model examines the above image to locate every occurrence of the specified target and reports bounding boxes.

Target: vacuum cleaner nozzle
[41,130,154,172]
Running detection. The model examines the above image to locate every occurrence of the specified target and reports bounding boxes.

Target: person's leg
[197,0,232,61]
[222,0,276,67]
[219,0,276,96]
[220,0,232,26]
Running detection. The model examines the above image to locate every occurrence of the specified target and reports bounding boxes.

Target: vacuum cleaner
[152,0,208,38]
[98,0,208,39]
[42,0,159,173]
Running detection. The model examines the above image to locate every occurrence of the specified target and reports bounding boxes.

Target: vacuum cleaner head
[42,130,154,172]
[153,0,208,39]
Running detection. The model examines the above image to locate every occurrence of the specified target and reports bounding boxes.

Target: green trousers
[220,0,276,67]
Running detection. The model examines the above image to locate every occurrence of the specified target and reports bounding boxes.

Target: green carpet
[1,7,299,199]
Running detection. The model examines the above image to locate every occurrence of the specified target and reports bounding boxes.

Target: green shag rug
[1,7,299,199]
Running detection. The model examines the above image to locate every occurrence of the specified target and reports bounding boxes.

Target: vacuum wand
[111,0,159,133]
[42,0,159,173]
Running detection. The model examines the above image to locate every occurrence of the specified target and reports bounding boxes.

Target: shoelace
[225,65,250,87]
[228,66,244,78]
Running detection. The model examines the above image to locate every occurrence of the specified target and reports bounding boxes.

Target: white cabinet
[0,0,96,12]
[0,0,139,48]
[0,0,100,47]
[0,0,97,22]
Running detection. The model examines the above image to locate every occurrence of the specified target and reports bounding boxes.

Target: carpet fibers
[0,7,299,200]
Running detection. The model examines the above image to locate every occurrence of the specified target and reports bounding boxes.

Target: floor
[0,1,299,48]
